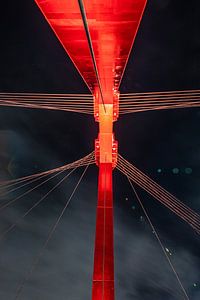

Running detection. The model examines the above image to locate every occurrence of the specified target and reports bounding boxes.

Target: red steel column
[92,163,114,300]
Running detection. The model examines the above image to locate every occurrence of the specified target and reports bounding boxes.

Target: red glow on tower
[34,0,147,298]
[94,89,119,122]
[92,163,114,300]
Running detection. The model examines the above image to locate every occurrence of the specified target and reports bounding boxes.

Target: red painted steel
[35,0,97,92]
[92,163,114,300]
[34,0,147,98]
[94,90,119,122]
[95,136,118,168]
[34,1,147,299]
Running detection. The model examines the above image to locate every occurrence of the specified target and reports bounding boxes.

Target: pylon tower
[34,1,147,298]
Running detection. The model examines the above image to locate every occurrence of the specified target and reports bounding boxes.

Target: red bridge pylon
[34,1,147,298]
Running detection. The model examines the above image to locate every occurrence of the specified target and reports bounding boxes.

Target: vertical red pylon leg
[92,163,114,300]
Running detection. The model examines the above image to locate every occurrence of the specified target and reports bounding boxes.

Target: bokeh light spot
[193,283,197,287]
[172,168,179,174]
[185,167,192,174]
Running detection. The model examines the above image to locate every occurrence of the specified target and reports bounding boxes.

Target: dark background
[0,0,199,299]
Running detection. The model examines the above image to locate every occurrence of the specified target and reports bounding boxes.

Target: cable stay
[0,170,61,198]
[0,153,94,211]
[125,177,190,300]
[119,89,200,114]
[0,167,76,242]
[14,163,90,300]
[2,89,200,115]
[0,152,94,187]
[0,92,93,97]
[0,93,94,115]
[77,0,106,113]
[0,168,68,212]
[117,154,200,234]
[120,89,200,97]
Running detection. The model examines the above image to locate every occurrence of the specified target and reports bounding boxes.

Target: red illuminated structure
[34,0,147,299]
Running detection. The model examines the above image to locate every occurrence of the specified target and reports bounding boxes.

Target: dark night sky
[0,0,200,299]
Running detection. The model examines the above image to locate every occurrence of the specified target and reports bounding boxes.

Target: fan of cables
[119,89,200,114]
[0,92,94,115]
[0,152,94,211]
[1,89,200,116]
[117,154,200,234]
[0,151,94,247]
[0,152,94,299]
